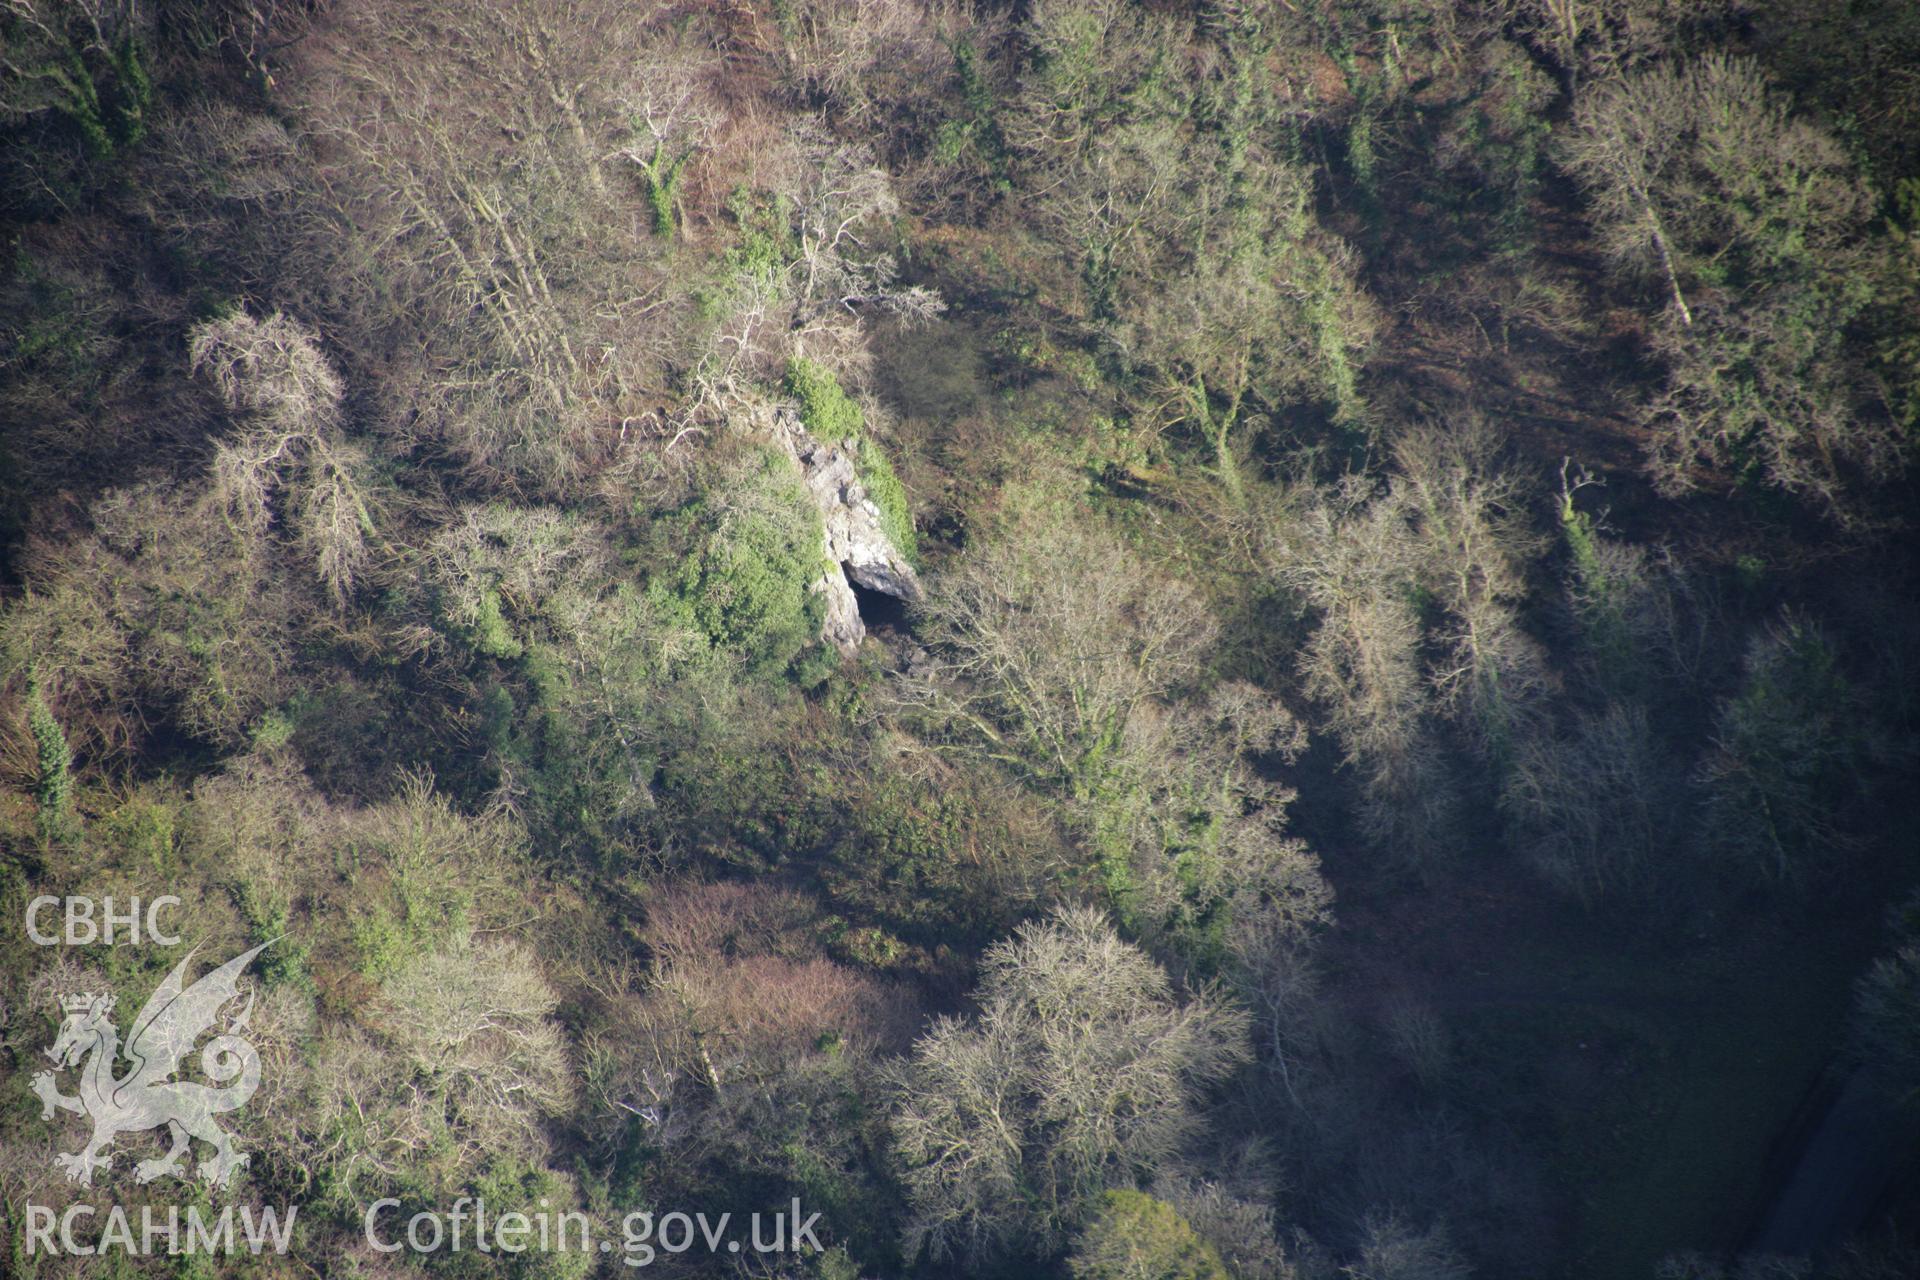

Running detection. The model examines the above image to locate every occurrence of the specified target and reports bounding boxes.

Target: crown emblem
[60,992,113,1016]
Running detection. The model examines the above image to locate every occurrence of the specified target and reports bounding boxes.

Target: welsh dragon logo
[31,941,270,1189]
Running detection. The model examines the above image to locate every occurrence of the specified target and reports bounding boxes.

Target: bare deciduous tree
[890,906,1249,1263]
[900,490,1214,797]
[1344,1212,1471,1280]
[310,935,572,1199]
[764,0,946,122]
[897,487,1327,955]
[290,0,696,490]
[1276,423,1549,862]
[1395,426,1551,762]
[1279,474,1456,862]
[1502,701,1669,899]
[1516,0,1729,93]
[192,310,373,607]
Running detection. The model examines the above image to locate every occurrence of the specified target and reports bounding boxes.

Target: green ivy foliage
[658,447,828,678]
[1070,1190,1231,1280]
[27,676,74,844]
[786,357,864,445]
[785,359,917,563]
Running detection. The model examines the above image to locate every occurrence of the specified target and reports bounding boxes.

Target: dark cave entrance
[846,566,909,632]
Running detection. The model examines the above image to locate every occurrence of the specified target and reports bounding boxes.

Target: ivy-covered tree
[1564,53,1908,520]
[26,675,73,842]
[1070,1189,1232,1280]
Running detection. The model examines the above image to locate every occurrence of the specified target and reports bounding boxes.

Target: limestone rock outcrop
[772,408,921,652]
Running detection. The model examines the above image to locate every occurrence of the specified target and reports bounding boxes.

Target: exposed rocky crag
[772,408,920,652]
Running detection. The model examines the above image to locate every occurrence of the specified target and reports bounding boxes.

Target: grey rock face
[772,408,921,653]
